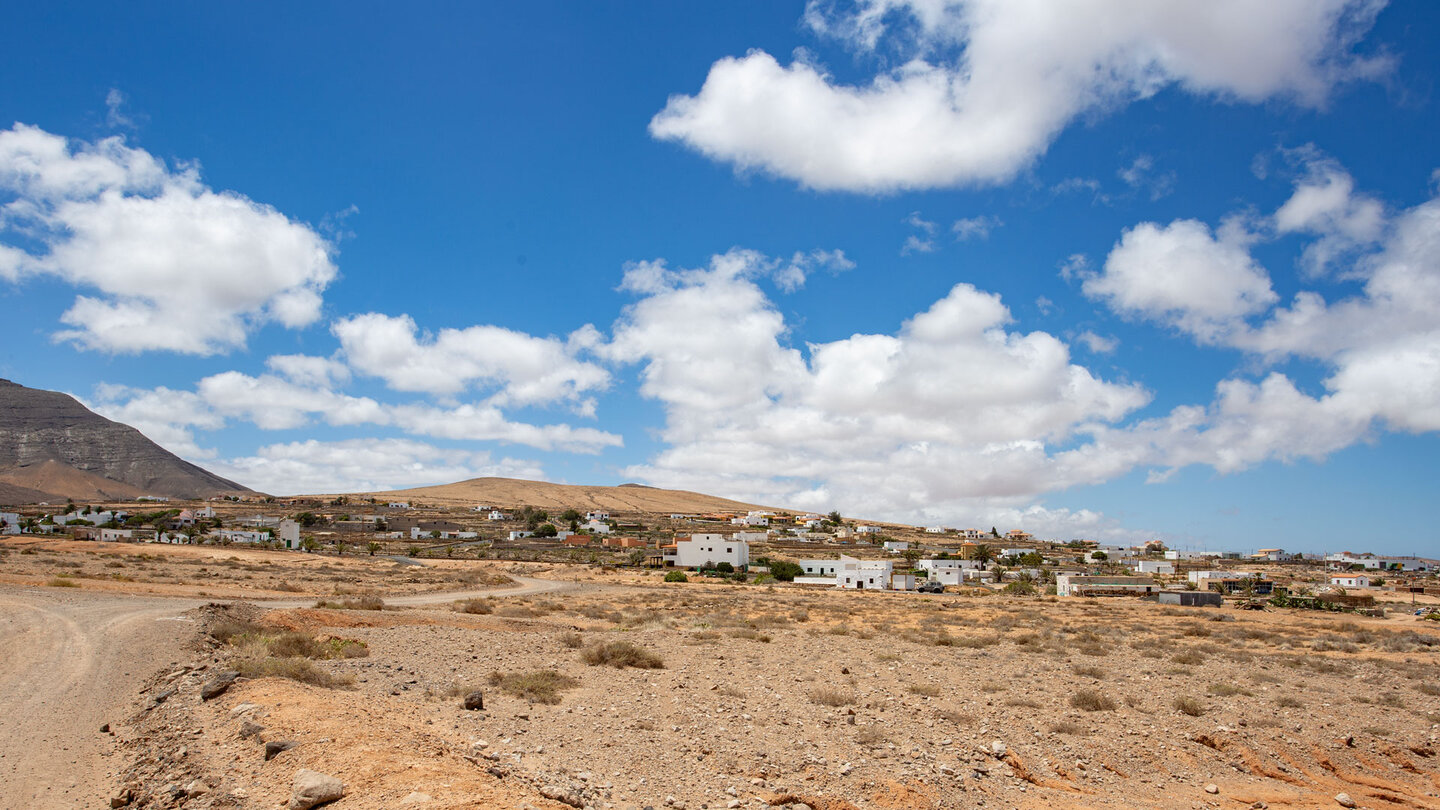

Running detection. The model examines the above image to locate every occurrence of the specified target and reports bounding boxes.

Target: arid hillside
[336,477,779,515]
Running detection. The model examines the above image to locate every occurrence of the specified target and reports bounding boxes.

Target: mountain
[339,477,780,515]
[0,379,252,503]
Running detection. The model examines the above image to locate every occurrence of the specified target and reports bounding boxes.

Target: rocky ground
[95,567,1440,810]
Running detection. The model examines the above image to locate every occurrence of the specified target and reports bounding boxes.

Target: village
[3,496,1435,614]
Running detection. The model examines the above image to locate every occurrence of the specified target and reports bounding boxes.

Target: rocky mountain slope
[0,379,251,502]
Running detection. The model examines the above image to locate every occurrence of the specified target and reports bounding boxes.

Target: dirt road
[0,575,564,808]
[0,587,204,809]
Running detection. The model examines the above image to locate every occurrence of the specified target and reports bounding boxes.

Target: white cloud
[104,89,136,130]
[1116,154,1175,200]
[901,211,937,255]
[1076,331,1118,354]
[603,249,1150,522]
[651,1,1387,192]
[952,215,1001,241]
[207,438,545,496]
[0,124,337,354]
[265,354,352,389]
[332,312,609,408]
[1085,217,1277,343]
[1273,148,1386,276]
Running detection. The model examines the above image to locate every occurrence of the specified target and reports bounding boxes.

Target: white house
[99,528,134,542]
[194,505,216,519]
[0,512,20,535]
[733,531,768,542]
[1000,548,1030,558]
[386,501,411,509]
[585,511,610,522]
[214,529,268,544]
[883,540,911,554]
[579,519,612,534]
[732,513,770,527]
[855,525,883,535]
[1056,574,1159,597]
[487,510,509,521]
[277,519,300,549]
[956,529,985,540]
[918,559,983,587]
[1330,573,1371,588]
[508,530,534,541]
[154,531,189,544]
[924,526,948,534]
[1134,560,1175,575]
[665,535,749,569]
[1325,552,1430,572]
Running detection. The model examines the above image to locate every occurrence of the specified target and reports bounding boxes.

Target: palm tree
[971,544,994,566]
[367,541,382,556]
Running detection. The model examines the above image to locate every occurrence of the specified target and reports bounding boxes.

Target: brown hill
[341,477,781,515]
[0,379,252,503]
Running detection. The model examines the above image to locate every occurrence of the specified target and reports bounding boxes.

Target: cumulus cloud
[207,438,545,495]
[651,0,1387,192]
[332,312,610,410]
[1075,331,1118,354]
[1079,160,1440,482]
[602,249,1151,523]
[952,215,1000,241]
[0,124,337,354]
[1085,217,1277,343]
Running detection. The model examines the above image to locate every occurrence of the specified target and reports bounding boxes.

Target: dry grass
[581,640,665,669]
[233,655,353,688]
[454,598,493,614]
[1049,720,1090,736]
[486,670,579,704]
[810,687,856,707]
[313,596,385,611]
[907,684,942,697]
[1070,689,1118,712]
[1173,696,1206,716]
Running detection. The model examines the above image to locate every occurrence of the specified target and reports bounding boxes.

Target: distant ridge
[0,379,253,503]
[329,476,779,515]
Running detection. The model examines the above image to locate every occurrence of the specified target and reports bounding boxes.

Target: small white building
[1135,560,1175,575]
[733,531,768,542]
[386,501,411,509]
[0,512,20,535]
[665,535,749,570]
[1000,548,1030,558]
[194,505,216,519]
[580,519,612,534]
[1056,574,1159,597]
[883,540,911,554]
[99,528,134,542]
[276,519,300,549]
[585,511,610,522]
[855,525,883,535]
[1330,573,1371,588]
[214,529,268,544]
[508,530,534,541]
[924,526,948,534]
[487,510,509,521]
[155,531,189,544]
[1325,552,1430,572]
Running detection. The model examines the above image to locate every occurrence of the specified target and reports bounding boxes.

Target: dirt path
[0,574,566,808]
[0,587,205,809]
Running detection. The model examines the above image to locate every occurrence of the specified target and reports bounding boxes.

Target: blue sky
[2,1,1437,556]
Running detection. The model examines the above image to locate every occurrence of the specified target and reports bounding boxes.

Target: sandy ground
[2,539,1438,810]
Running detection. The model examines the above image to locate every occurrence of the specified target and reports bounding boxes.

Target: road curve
[0,587,205,809]
[0,573,569,808]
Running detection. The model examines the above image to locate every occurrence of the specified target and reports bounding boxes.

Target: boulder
[288,769,345,810]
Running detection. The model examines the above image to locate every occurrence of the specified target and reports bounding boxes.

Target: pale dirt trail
[0,574,568,808]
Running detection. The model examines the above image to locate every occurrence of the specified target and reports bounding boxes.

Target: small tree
[769,560,803,581]
[901,548,923,571]
[716,561,735,574]
[367,541,382,556]
[827,510,842,525]
[665,570,688,583]
[971,544,994,566]
[535,523,559,538]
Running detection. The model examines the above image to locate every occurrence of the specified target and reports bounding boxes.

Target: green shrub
[715,562,735,574]
[768,560,803,581]
[664,571,688,583]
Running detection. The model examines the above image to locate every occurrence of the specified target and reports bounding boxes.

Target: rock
[185,780,209,797]
[200,670,240,701]
[399,792,433,805]
[288,769,345,810]
[990,741,1008,758]
[265,740,298,761]
[463,691,485,711]
[152,687,177,705]
[1204,784,1219,795]
[100,723,110,733]
[539,785,583,808]
[1335,793,1356,808]
[109,788,133,807]
[239,721,264,739]
[727,801,742,809]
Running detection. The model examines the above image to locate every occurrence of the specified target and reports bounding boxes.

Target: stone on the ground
[288,769,345,810]
[200,670,240,700]
[1334,793,1356,808]
[265,740,298,761]
[463,691,485,710]
[1204,783,1219,794]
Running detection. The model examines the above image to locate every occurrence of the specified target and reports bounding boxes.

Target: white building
[585,511,610,522]
[0,512,20,535]
[1134,560,1175,575]
[732,513,770,527]
[386,502,411,509]
[580,519,612,534]
[99,528,134,542]
[1331,573,1371,588]
[665,535,749,570]
[924,526,948,534]
[277,519,300,549]
[797,555,914,590]
[508,530,533,541]
[195,505,216,519]
[733,531,768,542]
[215,529,268,544]
[855,525,883,535]
[1056,574,1159,597]
[1325,552,1430,572]
[883,540,910,553]
[487,510,509,521]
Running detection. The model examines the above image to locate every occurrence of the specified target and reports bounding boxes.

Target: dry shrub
[810,687,855,707]
[1208,683,1253,697]
[908,684,942,697]
[455,598,493,614]
[1276,696,1304,708]
[234,656,352,688]
[1049,720,1089,736]
[1005,697,1041,708]
[313,596,384,610]
[1171,649,1205,665]
[1070,689,1117,712]
[582,640,664,669]
[1072,665,1107,679]
[558,631,584,649]
[46,576,79,587]
[855,726,888,746]
[486,670,579,704]
[728,628,772,643]
[1173,696,1206,716]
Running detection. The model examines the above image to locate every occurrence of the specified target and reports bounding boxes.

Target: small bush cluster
[810,687,855,707]
[313,596,385,611]
[581,640,665,669]
[1070,689,1117,712]
[664,571,688,583]
[454,598,493,614]
[487,669,579,704]
[1173,696,1206,716]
